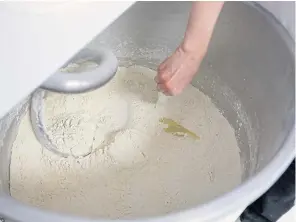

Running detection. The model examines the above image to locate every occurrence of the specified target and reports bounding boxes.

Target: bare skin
[156,1,224,96]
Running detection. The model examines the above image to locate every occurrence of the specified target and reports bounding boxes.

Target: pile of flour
[10,65,242,219]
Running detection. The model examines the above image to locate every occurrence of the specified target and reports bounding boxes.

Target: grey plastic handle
[40,48,118,93]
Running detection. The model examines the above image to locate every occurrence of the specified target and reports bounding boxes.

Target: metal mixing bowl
[0,2,294,222]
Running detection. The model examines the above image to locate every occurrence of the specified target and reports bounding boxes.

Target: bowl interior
[0,1,294,219]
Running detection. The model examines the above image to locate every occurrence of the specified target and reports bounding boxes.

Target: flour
[41,88,130,157]
[10,65,242,219]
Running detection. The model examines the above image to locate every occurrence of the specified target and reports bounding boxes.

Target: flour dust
[10,65,242,219]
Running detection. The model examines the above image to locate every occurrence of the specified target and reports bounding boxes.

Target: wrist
[180,38,208,59]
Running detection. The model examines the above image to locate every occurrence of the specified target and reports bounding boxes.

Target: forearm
[182,1,224,55]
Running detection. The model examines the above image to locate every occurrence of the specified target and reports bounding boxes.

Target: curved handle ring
[41,48,118,93]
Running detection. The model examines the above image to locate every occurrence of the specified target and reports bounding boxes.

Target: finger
[157,61,175,83]
[156,83,162,92]
[157,83,172,96]
[156,69,174,84]
[157,83,169,94]
[157,63,185,93]
[157,83,176,96]
[157,58,170,73]
[164,63,199,96]
[165,77,186,96]
[157,61,166,73]
[161,74,186,96]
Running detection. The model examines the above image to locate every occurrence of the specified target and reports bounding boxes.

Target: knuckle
[158,73,170,83]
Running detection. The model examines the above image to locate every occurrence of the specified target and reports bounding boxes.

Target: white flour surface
[10,65,242,219]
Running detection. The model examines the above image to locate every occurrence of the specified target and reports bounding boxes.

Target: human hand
[155,44,205,96]
[155,1,223,96]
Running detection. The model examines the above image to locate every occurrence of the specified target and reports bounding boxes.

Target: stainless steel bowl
[0,2,294,222]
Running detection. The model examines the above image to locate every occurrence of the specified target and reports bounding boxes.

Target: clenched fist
[155,1,224,96]
[155,45,205,96]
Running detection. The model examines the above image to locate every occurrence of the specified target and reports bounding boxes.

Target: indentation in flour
[108,129,149,167]
[31,89,130,158]
[46,112,99,157]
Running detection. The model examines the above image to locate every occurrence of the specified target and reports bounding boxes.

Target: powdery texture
[10,65,241,219]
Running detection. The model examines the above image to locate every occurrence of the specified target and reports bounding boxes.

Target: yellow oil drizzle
[159,117,200,140]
